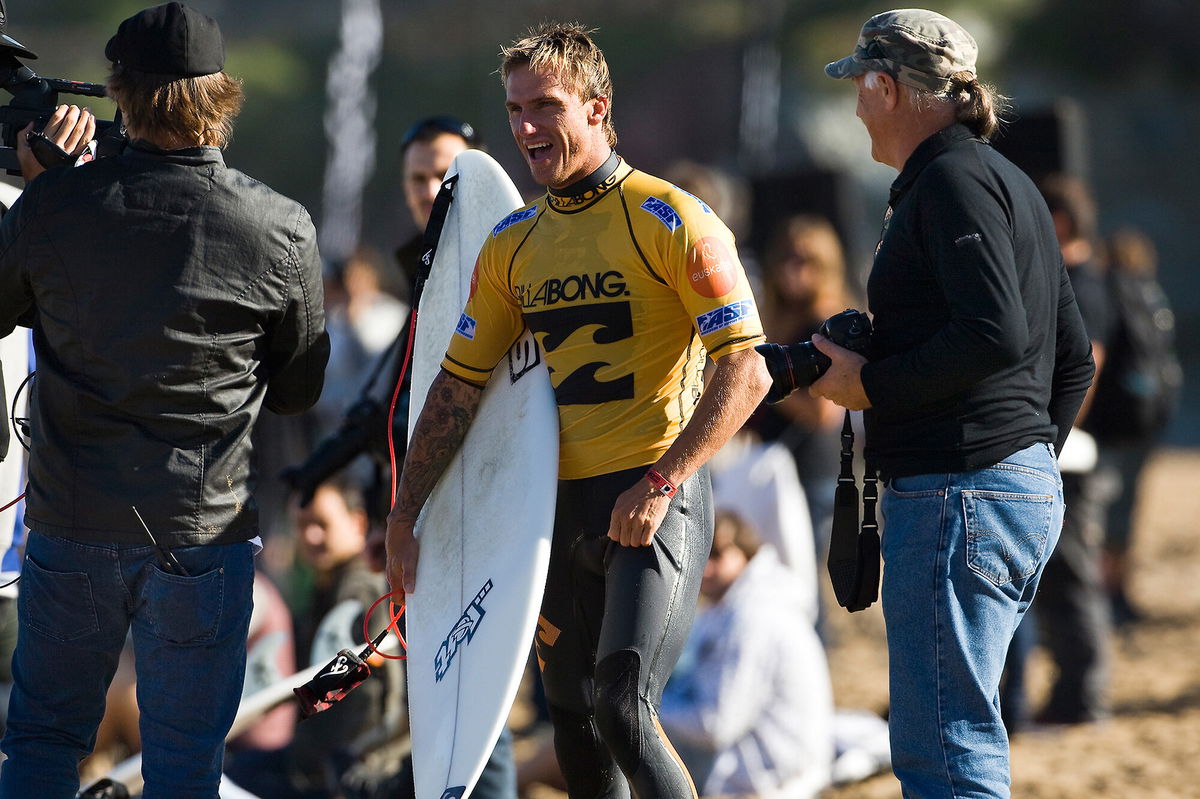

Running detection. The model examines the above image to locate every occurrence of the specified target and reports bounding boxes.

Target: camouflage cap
[825,9,977,92]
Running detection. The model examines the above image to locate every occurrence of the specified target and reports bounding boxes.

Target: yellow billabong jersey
[442,157,764,479]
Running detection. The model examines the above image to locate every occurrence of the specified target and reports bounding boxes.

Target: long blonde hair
[500,21,617,148]
[107,66,244,148]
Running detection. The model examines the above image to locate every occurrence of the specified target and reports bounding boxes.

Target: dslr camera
[755,308,872,403]
[0,0,123,175]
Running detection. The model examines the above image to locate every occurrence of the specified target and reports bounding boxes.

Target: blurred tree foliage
[2,0,1192,244]
[1009,0,1200,89]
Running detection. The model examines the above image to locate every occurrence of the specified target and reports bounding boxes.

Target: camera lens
[754,341,832,403]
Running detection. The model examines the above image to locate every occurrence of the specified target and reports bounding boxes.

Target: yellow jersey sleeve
[634,186,764,359]
[440,207,534,385]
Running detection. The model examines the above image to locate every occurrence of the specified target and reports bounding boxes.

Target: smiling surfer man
[386,21,771,798]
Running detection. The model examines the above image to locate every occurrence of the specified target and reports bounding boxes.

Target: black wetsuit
[535,465,712,798]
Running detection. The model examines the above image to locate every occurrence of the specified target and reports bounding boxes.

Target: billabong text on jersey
[518,271,630,309]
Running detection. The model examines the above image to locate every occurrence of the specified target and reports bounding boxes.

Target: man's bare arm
[608,347,772,546]
[385,368,484,595]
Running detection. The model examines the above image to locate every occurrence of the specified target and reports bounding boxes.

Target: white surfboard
[1,181,28,598]
[407,150,557,799]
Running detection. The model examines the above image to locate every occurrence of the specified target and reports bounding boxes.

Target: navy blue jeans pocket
[20,555,100,642]
[145,564,225,645]
[963,490,1054,586]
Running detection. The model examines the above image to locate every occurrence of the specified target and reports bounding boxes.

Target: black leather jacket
[0,141,329,545]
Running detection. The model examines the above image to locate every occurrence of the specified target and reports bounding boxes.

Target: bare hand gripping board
[406,150,557,799]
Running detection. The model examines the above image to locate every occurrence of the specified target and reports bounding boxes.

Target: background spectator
[750,214,861,547]
[659,510,834,799]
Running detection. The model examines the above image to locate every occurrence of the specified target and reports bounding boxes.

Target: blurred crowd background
[2,0,1197,796]
[12,0,1199,446]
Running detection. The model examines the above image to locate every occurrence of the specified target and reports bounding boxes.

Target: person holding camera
[387,22,770,797]
[0,4,329,797]
[807,10,1094,797]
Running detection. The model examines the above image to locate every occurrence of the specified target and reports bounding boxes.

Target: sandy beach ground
[823,448,1200,799]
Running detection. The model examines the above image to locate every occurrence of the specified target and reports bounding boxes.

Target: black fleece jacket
[860,124,1094,480]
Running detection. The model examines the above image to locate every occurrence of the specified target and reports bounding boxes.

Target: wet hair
[499,21,617,147]
[907,70,1010,140]
[107,65,243,148]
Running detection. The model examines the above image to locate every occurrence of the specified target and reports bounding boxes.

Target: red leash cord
[363,306,421,660]
[0,493,24,514]
[387,308,419,506]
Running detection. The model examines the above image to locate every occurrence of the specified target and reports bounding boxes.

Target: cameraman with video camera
[0,4,329,796]
[757,10,1095,798]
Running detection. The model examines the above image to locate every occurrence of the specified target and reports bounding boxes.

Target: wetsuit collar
[547,151,626,211]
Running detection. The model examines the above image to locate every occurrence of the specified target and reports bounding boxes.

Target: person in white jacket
[659,510,834,798]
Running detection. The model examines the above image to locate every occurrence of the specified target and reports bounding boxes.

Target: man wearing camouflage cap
[809,9,1094,797]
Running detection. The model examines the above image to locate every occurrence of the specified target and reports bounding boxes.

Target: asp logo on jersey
[696,300,755,335]
[688,237,739,298]
[493,207,537,236]
[455,312,477,340]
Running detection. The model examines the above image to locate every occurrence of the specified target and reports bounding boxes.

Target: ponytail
[952,73,1010,140]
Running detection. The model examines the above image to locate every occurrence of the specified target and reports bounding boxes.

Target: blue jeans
[881,443,1062,799]
[0,532,255,799]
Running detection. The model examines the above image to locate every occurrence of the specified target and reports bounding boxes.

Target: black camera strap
[827,410,880,612]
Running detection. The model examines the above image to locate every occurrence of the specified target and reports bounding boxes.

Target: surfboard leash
[387,172,459,508]
[363,588,408,661]
[359,174,460,668]
[0,492,23,514]
[293,591,409,720]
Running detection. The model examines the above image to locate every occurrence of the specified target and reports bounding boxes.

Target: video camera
[0,0,123,175]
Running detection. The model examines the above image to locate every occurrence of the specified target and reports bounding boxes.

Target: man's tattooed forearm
[394,371,482,519]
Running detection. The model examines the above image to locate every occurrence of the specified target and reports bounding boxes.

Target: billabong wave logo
[434,580,493,681]
[508,337,542,384]
[440,787,466,799]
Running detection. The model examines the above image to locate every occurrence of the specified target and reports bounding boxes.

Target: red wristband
[644,468,677,498]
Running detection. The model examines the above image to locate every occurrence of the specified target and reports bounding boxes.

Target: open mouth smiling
[527,141,552,162]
